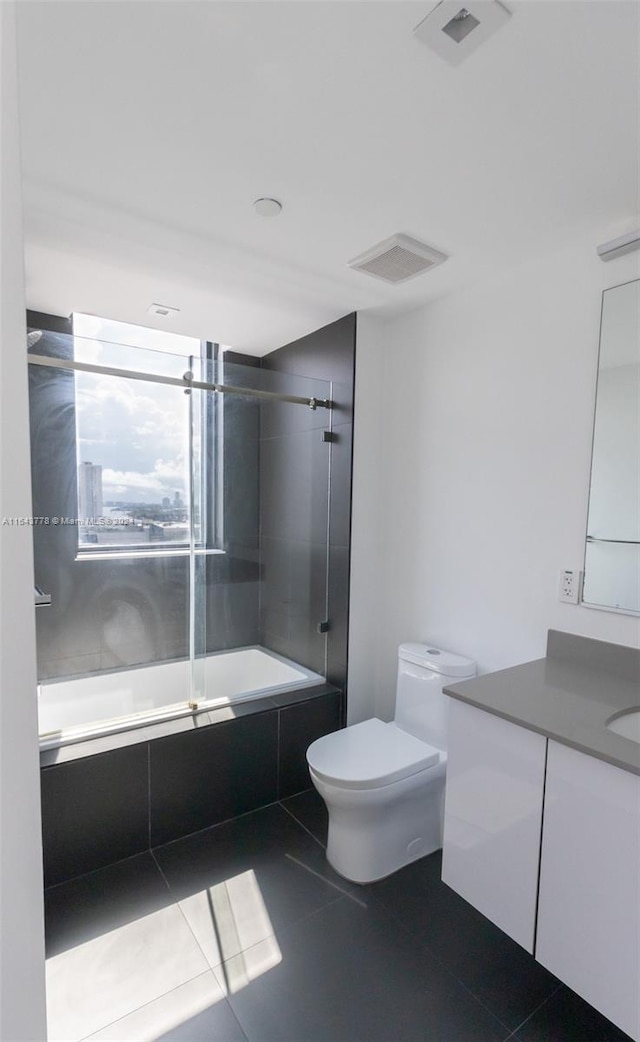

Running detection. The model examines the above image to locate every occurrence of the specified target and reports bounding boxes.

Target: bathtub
[38,645,324,749]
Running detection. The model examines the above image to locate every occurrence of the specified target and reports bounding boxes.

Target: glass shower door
[252,362,333,684]
[28,320,334,744]
[30,327,201,744]
[192,354,334,709]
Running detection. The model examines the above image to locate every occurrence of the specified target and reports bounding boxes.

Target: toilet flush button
[426,649,440,655]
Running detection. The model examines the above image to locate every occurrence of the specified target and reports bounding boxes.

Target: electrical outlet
[559,568,582,604]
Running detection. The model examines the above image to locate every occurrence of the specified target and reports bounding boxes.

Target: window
[72,314,221,556]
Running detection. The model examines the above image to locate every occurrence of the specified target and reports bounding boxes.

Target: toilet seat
[306,718,440,790]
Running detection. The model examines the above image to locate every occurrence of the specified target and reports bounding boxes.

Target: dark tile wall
[41,744,149,887]
[149,711,278,846]
[260,314,356,696]
[218,350,261,575]
[41,688,343,886]
[278,691,343,799]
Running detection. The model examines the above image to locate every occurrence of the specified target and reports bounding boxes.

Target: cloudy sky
[74,314,199,505]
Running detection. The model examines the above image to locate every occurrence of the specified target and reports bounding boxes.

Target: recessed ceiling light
[148,303,180,318]
[253,197,283,218]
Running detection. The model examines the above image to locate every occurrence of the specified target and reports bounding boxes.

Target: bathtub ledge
[40,682,340,768]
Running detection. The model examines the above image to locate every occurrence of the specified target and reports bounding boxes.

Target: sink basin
[607,709,640,743]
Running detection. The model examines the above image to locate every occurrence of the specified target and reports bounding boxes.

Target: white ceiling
[16,1,640,355]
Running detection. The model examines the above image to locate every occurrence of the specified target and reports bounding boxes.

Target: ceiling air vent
[148,303,180,319]
[414,1,511,67]
[348,234,448,285]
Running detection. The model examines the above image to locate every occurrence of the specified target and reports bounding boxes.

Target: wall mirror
[583,278,639,615]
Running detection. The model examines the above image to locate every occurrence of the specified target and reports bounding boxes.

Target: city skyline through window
[73,314,204,552]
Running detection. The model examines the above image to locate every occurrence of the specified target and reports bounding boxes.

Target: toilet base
[310,757,446,884]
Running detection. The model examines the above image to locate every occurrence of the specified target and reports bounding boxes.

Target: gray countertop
[444,630,640,776]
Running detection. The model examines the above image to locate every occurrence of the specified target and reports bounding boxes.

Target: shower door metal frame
[27,352,334,410]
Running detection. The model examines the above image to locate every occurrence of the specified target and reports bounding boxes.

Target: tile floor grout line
[204,961,251,1042]
[287,890,346,931]
[177,896,223,979]
[367,889,517,1037]
[159,811,354,984]
[77,966,251,1042]
[150,847,216,968]
[276,708,281,800]
[227,1003,251,1042]
[147,742,152,850]
[212,879,511,1041]
[418,947,516,1038]
[149,847,173,893]
[147,849,249,1041]
[283,852,368,907]
[151,798,283,854]
[279,798,327,849]
[149,826,330,1022]
[203,893,347,1014]
[77,966,208,1042]
[223,892,348,971]
[501,981,565,1040]
[49,797,317,895]
[152,802,355,952]
[43,846,160,894]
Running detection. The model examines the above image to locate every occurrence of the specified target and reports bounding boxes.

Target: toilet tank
[394,643,476,749]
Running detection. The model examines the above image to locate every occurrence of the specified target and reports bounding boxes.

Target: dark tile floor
[44,790,633,1042]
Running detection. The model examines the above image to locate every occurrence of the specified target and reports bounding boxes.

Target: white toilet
[306,643,476,883]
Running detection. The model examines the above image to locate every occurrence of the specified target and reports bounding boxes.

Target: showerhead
[27,329,43,349]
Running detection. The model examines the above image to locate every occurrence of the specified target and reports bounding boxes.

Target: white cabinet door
[536,741,640,1041]
[442,700,547,953]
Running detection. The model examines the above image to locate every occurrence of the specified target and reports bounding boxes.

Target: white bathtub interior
[39,646,324,748]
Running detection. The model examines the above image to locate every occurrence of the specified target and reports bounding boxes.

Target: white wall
[0,4,47,1038]
[351,239,640,722]
[349,313,387,724]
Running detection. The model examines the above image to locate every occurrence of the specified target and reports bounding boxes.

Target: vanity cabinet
[442,700,547,953]
[443,702,639,1041]
[536,741,640,1041]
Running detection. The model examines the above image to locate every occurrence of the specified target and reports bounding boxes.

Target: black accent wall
[260,314,356,694]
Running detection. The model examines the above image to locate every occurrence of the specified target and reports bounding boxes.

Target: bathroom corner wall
[260,313,356,696]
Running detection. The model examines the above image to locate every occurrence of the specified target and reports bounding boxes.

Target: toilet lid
[306,718,440,790]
